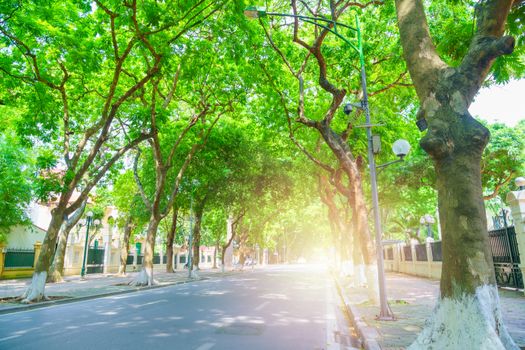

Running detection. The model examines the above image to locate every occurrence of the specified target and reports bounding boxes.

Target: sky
[469,79,525,126]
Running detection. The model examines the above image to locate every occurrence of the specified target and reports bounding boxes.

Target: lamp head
[86,211,94,218]
[515,177,525,190]
[343,103,353,115]
[392,139,411,159]
[93,219,101,226]
[424,214,435,224]
[244,6,267,19]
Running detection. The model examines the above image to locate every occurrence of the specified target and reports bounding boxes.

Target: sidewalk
[338,272,525,350]
[0,268,239,314]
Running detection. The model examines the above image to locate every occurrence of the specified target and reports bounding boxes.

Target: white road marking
[195,342,215,350]
[254,301,270,311]
[0,335,21,342]
[134,299,168,308]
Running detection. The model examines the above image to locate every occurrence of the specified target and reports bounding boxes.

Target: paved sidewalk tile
[339,272,525,349]
[0,268,241,313]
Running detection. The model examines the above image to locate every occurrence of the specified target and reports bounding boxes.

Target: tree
[0,0,174,301]
[0,134,32,242]
[109,170,148,275]
[482,121,525,201]
[394,0,523,348]
[248,0,412,302]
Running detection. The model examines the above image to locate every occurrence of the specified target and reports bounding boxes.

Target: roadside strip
[333,274,382,350]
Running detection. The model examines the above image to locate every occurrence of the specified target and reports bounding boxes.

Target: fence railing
[488,226,523,289]
[415,244,428,261]
[383,227,522,288]
[4,249,35,268]
[403,246,412,261]
[430,241,442,261]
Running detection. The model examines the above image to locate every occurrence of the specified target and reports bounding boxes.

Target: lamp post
[245,5,399,320]
[420,214,435,239]
[80,211,94,278]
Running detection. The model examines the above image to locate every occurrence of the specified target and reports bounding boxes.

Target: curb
[0,273,234,315]
[334,275,382,350]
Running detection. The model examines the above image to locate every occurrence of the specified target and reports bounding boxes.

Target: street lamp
[376,138,411,169]
[420,214,435,239]
[80,211,94,278]
[245,5,395,320]
[516,177,525,190]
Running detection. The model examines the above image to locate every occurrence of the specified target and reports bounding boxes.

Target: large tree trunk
[409,107,517,350]
[130,215,160,286]
[118,216,133,275]
[192,206,204,271]
[165,206,179,273]
[221,220,236,273]
[47,225,75,283]
[394,0,518,348]
[48,200,87,283]
[213,241,218,269]
[22,206,66,302]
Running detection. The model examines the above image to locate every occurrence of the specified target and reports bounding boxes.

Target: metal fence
[415,244,428,261]
[386,247,393,260]
[86,248,104,274]
[403,246,412,261]
[430,241,442,261]
[488,226,523,289]
[4,249,35,268]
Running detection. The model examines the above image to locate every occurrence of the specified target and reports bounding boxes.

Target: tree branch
[394,0,447,100]
[133,147,153,212]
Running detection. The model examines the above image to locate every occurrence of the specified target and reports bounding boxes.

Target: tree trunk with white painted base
[395,0,518,347]
[213,241,218,269]
[130,217,159,286]
[165,207,178,273]
[192,201,206,271]
[319,125,379,302]
[22,208,65,302]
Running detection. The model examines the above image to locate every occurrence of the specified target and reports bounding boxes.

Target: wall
[383,241,442,280]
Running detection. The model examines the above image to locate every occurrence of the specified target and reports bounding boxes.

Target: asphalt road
[0,265,358,350]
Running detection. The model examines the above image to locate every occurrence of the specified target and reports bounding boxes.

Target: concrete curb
[334,276,382,350]
[0,273,236,315]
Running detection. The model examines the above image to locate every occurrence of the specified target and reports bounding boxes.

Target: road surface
[0,265,358,350]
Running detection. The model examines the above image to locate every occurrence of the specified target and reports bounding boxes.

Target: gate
[488,226,523,289]
[86,247,104,274]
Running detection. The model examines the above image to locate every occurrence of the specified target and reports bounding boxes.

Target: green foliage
[0,134,32,240]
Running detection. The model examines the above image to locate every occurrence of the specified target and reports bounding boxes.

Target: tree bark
[130,215,160,286]
[192,204,205,271]
[213,241,218,269]
[165,206,179,273]
[48,200,87,283]
[21,206,66,302]
[118,216,133,275]
[318,124,378,301]
[394,0,518,348]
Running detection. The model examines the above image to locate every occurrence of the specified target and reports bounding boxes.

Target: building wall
[7,225,46,250]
